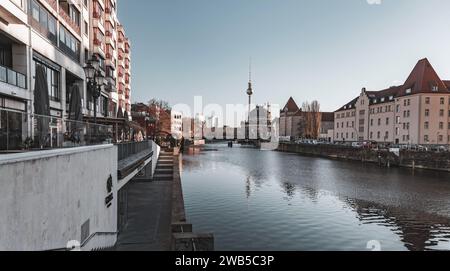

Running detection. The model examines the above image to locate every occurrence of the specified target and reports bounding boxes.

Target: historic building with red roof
[334,58,450,145]
[280,97,335,140]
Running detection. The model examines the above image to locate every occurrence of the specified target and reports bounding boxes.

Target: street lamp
[83,55,104,124]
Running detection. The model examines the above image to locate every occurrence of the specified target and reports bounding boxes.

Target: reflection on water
[181,144,450,251]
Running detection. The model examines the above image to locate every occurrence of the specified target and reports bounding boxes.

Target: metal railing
[117,140,152,161]
[81,232,118,251]
[50,231,118,251]
[0,64,27,89]
[0,108,113,152]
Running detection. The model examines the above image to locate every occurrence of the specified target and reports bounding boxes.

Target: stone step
[155,169,173,174]
[153,174,173,181]
[157,164,173,168]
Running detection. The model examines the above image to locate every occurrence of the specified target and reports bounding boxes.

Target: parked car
[417,145,429,152]
[352,142,363,148]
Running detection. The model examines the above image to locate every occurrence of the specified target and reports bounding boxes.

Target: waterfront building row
[0,0,132,150]
[334,58,450,145]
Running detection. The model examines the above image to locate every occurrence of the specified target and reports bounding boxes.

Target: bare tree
[297,116,307,138]
[148,99,171,111]
[302,102,312,138]
[301,100,321,139]
[310,100,321,139]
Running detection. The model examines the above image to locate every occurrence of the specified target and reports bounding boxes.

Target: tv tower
[246,58,253,125]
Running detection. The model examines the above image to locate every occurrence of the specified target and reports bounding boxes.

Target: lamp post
[83,55,105,124]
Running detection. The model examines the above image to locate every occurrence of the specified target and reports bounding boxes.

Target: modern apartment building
[0,0,132,150]
[334,58,450,145]
[88,0,132,119]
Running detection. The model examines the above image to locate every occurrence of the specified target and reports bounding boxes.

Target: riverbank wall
[277,143,450,172]
[171,148,214,251]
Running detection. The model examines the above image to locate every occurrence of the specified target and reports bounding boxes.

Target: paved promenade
[115,151,174,251]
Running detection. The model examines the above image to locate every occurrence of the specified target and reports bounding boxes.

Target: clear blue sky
[118,0,450,113]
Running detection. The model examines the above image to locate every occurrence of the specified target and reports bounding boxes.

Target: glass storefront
[0,96,27,151]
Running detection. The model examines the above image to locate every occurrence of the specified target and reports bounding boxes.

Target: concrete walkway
[115,151,174,251]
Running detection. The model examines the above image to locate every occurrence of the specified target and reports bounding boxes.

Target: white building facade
[0,0,132,151]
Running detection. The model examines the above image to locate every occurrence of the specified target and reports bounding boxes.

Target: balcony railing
[59,8,81,35]
[45,0,58,11]
[0,64,27,89]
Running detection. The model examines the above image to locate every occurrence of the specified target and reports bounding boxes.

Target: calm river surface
[181,144,450,251]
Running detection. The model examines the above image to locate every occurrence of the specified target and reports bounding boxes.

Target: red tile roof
[444,80,450,89]
[403,58,448,94]
[282,97,300,113]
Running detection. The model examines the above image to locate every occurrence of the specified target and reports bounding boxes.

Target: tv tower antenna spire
[246,58,254,139]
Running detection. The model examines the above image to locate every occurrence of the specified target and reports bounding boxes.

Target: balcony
[93,40,106,58]
[45,0,58,11]
[105,7,114,23]
[59,8,81,36]
[0,0,26,25]
[118,41,124,51]
[0,64,27,89]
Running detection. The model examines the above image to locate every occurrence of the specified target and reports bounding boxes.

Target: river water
[181,144,450,251]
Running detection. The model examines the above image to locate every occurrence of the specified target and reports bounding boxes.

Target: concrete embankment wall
[277,143,450,172]
[0,145,118,251]
[171,149,214,251]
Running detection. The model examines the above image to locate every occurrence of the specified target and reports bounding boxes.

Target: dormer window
[406,88,412,94]
[381,98,385,102]
[432,86,439,92]
[389,96,394,100]
[373,99,377,103]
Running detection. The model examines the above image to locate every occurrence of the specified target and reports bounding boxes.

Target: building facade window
[59,25,81,62]
[29,0,57,45]
[33,55,61,102]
